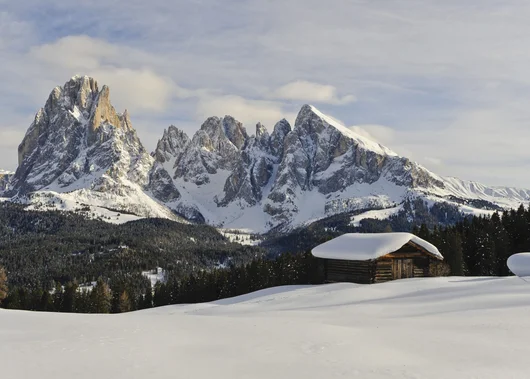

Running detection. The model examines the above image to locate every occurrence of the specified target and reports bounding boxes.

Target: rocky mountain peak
[87,84,123,143]
[121,109,132,129]
[7,77,530,232]
[9,76,151,196]
[255,122,268,138]
[269,119,291,157]
[294,104,328,134]
[222,116,249,149]
[0,170,13,195]
[154,125,190,163]
[254,122,270,149]
[63,75,99,110]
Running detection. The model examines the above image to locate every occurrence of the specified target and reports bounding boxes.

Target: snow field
[2,277,530,378]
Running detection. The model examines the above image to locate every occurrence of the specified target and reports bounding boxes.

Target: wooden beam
[405,241,443,261]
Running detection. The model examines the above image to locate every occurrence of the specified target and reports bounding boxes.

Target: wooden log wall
[324,259,375,284]
[375,258,393,283]
[320,241,441,284]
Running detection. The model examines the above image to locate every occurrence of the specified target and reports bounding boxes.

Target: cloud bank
[1,0,530,187]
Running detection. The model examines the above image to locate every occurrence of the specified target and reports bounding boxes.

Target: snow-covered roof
[312,232,443,261]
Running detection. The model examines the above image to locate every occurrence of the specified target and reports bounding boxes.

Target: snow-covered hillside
[2,277,529,378]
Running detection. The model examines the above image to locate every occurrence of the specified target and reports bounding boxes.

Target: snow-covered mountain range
[2,76,530,231]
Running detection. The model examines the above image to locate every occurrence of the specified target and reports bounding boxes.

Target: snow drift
[507,253,530,278]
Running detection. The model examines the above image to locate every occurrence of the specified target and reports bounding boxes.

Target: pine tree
[140,285,153,309]
[53,282,63,311]
[445,230,465,276]
[90,278,112,313]
[62,281,78,312]
[0,266,8,305]
[38,291,54,312]
[118,291,131,313]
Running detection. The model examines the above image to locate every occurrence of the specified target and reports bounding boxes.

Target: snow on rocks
[6,75,530,231]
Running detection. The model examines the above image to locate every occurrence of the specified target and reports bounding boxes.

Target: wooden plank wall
[325,259,375,284]
[376,244,433,281]
[375,258,393,283]
[322,241,440,284]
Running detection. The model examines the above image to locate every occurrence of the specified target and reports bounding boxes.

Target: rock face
[150,104,530,231]
[7,76,530,231]
[7,76,176,219]
[0,170,13,195]
[154,126,190,164]
[11,76,141,193]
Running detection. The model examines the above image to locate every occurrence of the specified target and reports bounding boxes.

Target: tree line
[413,205,530,277]
[0,251,323,312]
[2,202,530,314]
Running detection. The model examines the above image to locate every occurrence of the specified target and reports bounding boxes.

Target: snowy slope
[2,277,530,378]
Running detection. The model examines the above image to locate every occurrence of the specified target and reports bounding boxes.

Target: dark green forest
[1,200,529,313]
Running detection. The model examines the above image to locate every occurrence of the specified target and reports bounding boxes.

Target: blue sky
[2,0,530,187]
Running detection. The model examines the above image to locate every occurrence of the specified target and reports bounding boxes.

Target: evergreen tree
[53,282,63,311]
[38,291,54,312]
[90,278,112,313]
[118,291,131,313]
[62,281,78,312]
[444,230,465,276]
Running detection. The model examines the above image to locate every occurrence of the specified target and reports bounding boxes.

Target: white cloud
[2,1,530,187]
[424,157,443,166]
[348,124,395,147]
[0,126,28,170]
[271,81,356,105]
[350,107,530,187]
[88,68,176,113]
[28,36,181,113]
[0,11,33,50]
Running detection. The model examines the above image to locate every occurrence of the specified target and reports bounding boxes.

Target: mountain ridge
[2,76,529,232]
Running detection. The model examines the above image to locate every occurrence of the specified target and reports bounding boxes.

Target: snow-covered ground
[350,205,403,227]
[2,277,530,378]
[142,267,165,287]
[218,228,262,246]
[13,190,176,224]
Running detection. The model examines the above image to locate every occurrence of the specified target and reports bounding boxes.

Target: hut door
[393,259,414,279]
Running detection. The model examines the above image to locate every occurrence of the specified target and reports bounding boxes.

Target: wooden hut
[312,233,444,284]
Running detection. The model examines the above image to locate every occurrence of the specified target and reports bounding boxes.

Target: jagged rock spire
[9,76,152,196]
